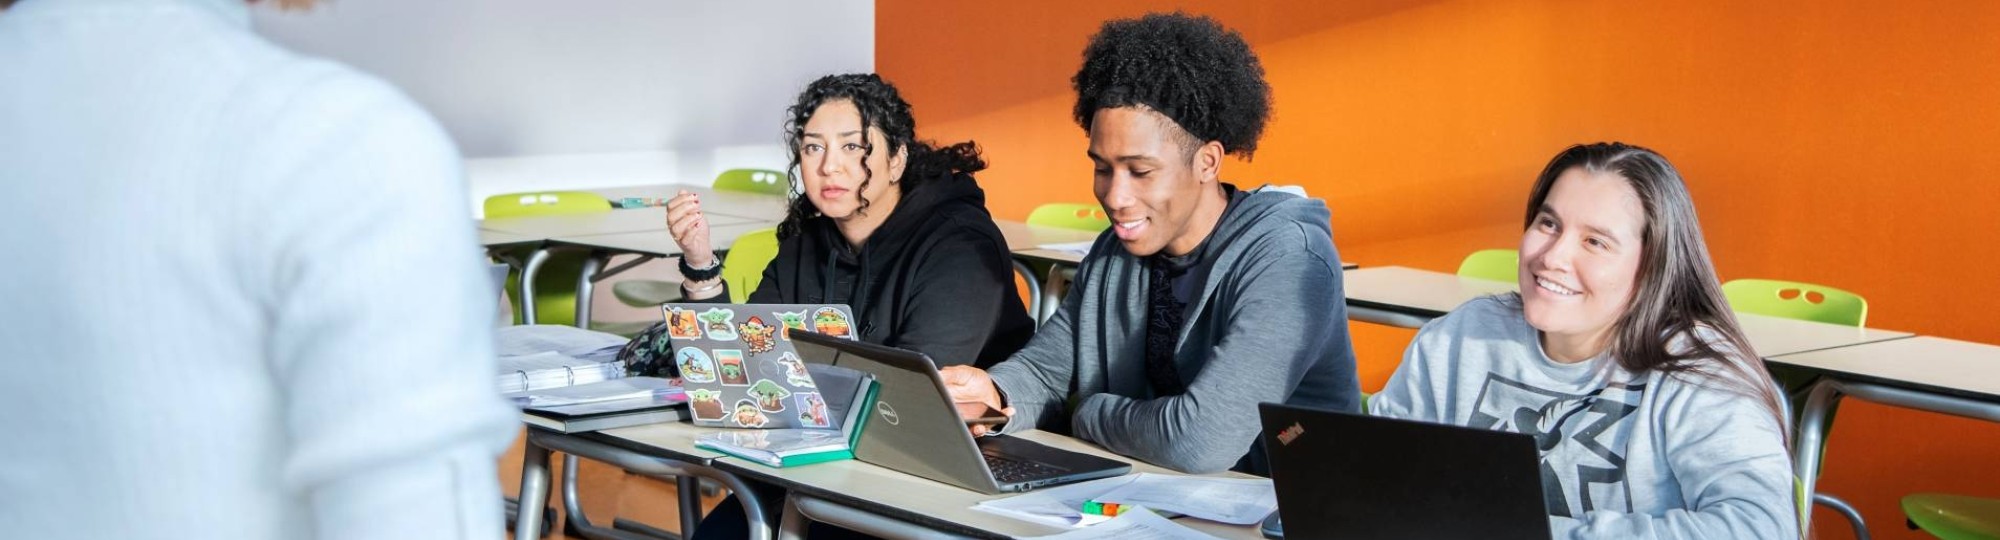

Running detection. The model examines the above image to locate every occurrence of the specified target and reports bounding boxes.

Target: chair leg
[1815,493,1870,540]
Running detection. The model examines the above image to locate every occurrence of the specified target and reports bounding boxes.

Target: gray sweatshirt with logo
[1371,295,1798,539]
[988,186,1362,474]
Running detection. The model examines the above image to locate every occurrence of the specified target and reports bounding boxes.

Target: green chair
[484,190,613,219]
[1904,494,2000,539]
[1027,202,1110,231]
[718,227,781,304]
[1722,278,1871,539]
[484,191,613,327]
[1456,249,1519,283]
[712,168,789,196]
[1723,279,1867,327]
[613,169,788,309]
[1024,203,1112,323]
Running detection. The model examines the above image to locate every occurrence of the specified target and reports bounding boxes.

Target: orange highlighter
[1080,500,1129,518]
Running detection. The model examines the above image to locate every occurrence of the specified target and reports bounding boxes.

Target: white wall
[253,0,873,203]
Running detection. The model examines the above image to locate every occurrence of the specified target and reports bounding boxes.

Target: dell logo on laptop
[876,401,900,426]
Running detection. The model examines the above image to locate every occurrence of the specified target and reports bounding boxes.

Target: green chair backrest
[484,191,612,325]
[721,227,782,304]
[1027,203,1110,232]
[1722,279,1867,327]
[1457,249,1519,283]
[483,191,612,220]
[713,168,789,196]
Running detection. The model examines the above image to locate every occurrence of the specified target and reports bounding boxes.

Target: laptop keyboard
[984,454,1064,484]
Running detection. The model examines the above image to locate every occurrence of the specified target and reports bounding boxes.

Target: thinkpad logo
[1276,422,1305,445]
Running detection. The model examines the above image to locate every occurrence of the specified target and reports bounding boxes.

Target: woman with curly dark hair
[653,73,1033,369]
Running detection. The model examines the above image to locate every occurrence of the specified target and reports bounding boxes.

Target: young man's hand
[940,366,1013,436]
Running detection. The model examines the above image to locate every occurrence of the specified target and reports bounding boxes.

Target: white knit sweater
[0,0,517,538]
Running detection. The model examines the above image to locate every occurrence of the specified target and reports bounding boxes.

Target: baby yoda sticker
[664,307,702,339]
[688,389,725,422]
[676,347,717,383]
[774,310,809,340]
[716,350,749,386]
[747,379,792,413]
[811,307,852,338]
[776,352,814,388]
[731,399,769,428]
[738,316,778,355]
[795,392,830,427]
[699,308,738,341]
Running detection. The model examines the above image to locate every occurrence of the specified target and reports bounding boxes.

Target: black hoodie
[711,170,1034,368]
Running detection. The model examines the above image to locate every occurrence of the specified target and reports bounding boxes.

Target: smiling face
[1519,166,1648,362]
[798,99,905,224]
[1088,106,1225,257]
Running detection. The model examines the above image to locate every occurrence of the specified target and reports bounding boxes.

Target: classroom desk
[551,221,781,330]
[718,429,1265,540]
[1770,336,2000,533]
[516,421,774,540]
[1338,266,1914,356]
[529,418,1265,540]
[479,185,788,325]
[991,221,1100,322]
[591,184,790,222]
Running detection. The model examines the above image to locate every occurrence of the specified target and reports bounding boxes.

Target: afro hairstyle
[1071,12,1273,160]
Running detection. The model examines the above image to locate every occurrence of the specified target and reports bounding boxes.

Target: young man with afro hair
[944,12,1361,474]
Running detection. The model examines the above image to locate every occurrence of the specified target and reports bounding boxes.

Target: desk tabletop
[585,418,733,466]
[547,221,777,258]
[1767,335,2000,402]
[708,430,1264,539]
[1341,265,1517,317]
[592,184,790,221]
[593,422,1260,538]
[993,220,1102,265]
[480,228,544,249]
[1341,265,1914,358]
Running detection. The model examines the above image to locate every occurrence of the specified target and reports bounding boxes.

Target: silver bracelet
[684,278,725,295]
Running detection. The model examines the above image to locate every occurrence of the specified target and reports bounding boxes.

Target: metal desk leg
[515,438,554,540]
[529,430,773,540]
[1793,379,1844,537]
[678,476,703,538]
[519,248,551,325]
[1011,259,1042,326]
[1039,264,1071,323]
[575,252,609,330]
[785,493,978,540]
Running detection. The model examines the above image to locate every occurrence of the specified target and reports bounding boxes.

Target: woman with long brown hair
[1370,143,1796,537]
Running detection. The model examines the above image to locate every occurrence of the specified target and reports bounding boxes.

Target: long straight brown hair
[1523,142,1789,448]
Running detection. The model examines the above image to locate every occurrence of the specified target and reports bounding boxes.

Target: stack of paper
[1022,507,1222,540]
[520,377,687,433]
[1037,240,1095,258]
[496,325,631,394]
[974,473,1276,528]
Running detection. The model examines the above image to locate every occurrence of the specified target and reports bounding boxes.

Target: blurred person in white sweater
[0,0,516,538]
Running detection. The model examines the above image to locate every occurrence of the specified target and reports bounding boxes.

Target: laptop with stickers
[1257,403,1551,540]
[661,303,857,429]
[790,330,1132,494]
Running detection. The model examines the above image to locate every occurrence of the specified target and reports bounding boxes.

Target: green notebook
[695,365,877,467]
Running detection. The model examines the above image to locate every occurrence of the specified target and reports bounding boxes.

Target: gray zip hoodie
[988,185,1361,474]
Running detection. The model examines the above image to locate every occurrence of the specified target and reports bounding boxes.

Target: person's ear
[1196,140,1224,184]
[888,144,909,183]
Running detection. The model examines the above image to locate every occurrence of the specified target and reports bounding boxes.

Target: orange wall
[881,1,2000,538]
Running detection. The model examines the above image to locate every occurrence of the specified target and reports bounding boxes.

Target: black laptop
[791,331,1132,494]
[1258,402,1552,540]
